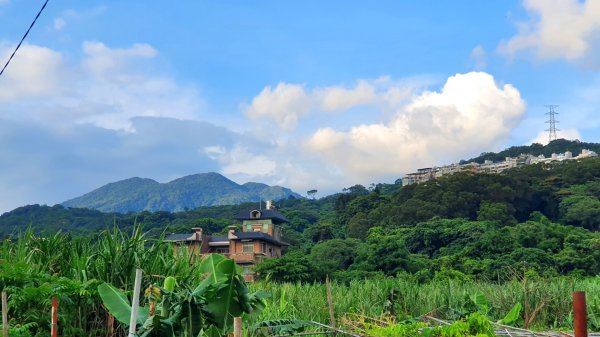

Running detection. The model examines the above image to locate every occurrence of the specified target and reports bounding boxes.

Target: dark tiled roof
[235,209,289,223]
[232,231,289,246]
[165,233,194,242]
[209,236,228,243]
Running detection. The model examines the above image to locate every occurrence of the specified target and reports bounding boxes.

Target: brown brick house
[165,203,289,281]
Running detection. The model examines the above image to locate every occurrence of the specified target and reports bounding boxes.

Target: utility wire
[0,0,50,79]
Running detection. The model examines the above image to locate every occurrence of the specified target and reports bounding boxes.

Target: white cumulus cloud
[245,83,312,131]
[530,128,582,145]
[305,72,526,181]
[499,0,600,61]
[0,41,202,131]
[245,76,416,130]
[0,43,65,102]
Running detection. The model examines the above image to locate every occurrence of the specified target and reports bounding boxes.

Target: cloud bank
[499,0,600,62]
[305,72,526,181]
[229,72,526,191]
[0,40,527,212]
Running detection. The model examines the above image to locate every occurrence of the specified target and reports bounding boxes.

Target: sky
[0,0,599,212]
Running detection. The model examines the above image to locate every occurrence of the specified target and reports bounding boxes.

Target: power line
[0,0,50,79]
[545,105,560,143]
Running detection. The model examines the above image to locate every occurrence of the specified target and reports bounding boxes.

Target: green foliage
[98,282,148,325]
[250,319,313,337]
[98,254,266,337]
[309,238,359,277]
[498,303,522,326]
[364,321,426,337]
[254,252,314,282]
[559,195,600,230]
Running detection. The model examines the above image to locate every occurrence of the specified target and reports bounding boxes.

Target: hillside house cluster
[403,149,598,186]
[165,201,288,282]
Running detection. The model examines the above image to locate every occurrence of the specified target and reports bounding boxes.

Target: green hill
[61,172,302,213]
[462,138,600,164]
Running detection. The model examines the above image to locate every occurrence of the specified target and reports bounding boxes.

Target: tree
[477,201,517,225]
[559,195,600,230]
[254,252,314,282]
[307,189,318,199]
[347,212,372,240]
[355,228,416,275]
[309,239,359,277]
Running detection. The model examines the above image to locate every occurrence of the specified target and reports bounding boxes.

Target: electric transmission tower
[545,105,560,143]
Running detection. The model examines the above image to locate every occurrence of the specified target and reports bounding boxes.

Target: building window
[242,242,254,253]
[246,224,252,232]
[215,247,229,254]
[262,223,269,233]
[243,266,253,275]
[261,242,266,253]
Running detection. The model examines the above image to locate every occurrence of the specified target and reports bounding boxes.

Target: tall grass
[1,229,599,335]
[253,277,600,330]
[0,226,201,336]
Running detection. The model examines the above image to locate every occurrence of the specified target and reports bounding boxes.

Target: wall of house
[242,219,275,236]
[228,240,282,261]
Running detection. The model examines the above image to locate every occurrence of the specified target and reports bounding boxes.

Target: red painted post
[573,291,587,337]
[2,291,8,337]
[51,296,58,337]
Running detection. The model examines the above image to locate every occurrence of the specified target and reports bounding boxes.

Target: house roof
[165,231,289,246]
[164,233,195,242]
[231,231,289,246]
[209,236,228,243]
[234,209,289,223]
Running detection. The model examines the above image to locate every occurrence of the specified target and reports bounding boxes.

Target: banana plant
[98,254,268,337]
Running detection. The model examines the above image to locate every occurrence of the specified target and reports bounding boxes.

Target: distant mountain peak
[61,172,301,213]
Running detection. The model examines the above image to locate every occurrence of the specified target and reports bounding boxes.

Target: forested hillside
[463,138,600,164]
[259,157,600,282]
[61,172,301,212]
[2,151,599,281]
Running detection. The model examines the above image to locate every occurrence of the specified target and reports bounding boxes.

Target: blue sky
[0,0,599,212]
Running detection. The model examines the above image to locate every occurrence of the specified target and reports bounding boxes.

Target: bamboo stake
[233,317,242,337]
[51,296,58,337]
[128,269,143,337]
[326,276,336,329]
[2,291,7,337]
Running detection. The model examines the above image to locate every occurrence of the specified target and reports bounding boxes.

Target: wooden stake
[326,276,336,329]
[573,291,588,337]
[128,269,143,337]
[106,312,114,337]
[51,296,58,337]
[233,317,242,337]
[2,291,8,337]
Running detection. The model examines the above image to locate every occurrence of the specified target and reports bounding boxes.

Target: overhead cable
[0,0,50,79]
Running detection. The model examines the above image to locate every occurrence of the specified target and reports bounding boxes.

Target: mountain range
[61,172,302,213]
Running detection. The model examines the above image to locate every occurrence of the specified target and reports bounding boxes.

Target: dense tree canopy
[1,147,599,283]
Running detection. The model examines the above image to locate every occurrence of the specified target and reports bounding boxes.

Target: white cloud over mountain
[244,76,416,130]
[304,72,526,182]
[0,40,527,212]
[232,72,526,191]
[499,0,600,62]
